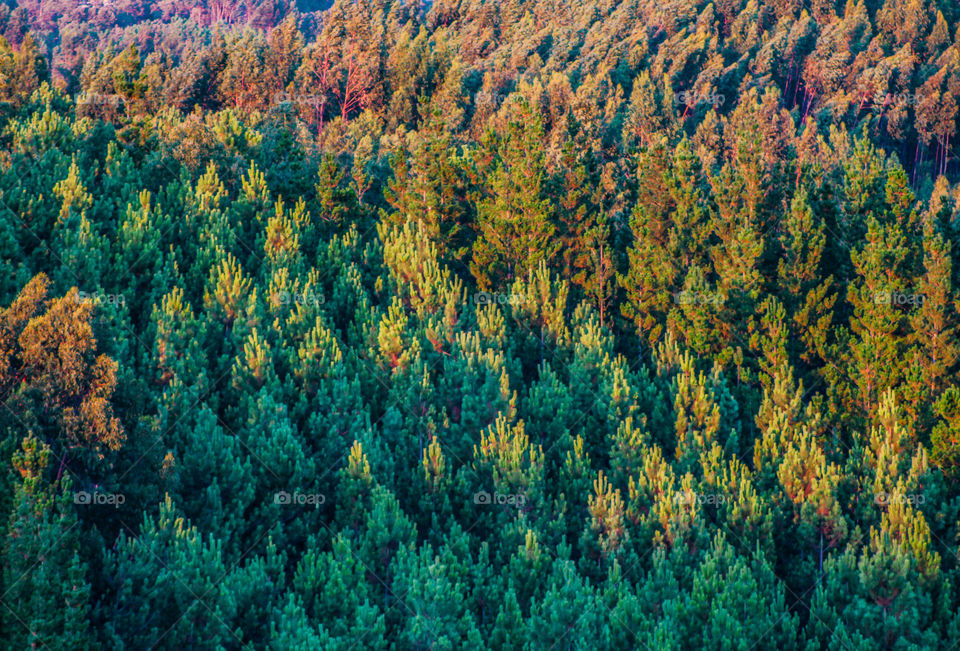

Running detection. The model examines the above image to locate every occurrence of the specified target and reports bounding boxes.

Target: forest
[3,0,960,648]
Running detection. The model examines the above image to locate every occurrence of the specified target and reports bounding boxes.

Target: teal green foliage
[4,1,960,648]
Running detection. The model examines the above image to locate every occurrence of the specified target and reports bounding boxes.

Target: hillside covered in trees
[4,0,960,648]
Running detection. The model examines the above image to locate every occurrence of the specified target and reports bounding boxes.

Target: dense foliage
[3,0,960,648]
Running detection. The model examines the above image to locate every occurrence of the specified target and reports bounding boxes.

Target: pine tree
[471,99,559,288]
[1,435,93,650]
[268,593,335,650]
[904,222,959,435]
[674,533,799,650]
[776,187,836,369]
[391,543,484,649]
[490,587,527,650]
[100,495,238,648]
[835,215,913,425]
[931,387,960,479]
[292,534,382,642]
[164,407,256,559]
[619,140,715,348]
[384,116,473,260]
[526,559,610,649]
[584,470,628,562]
